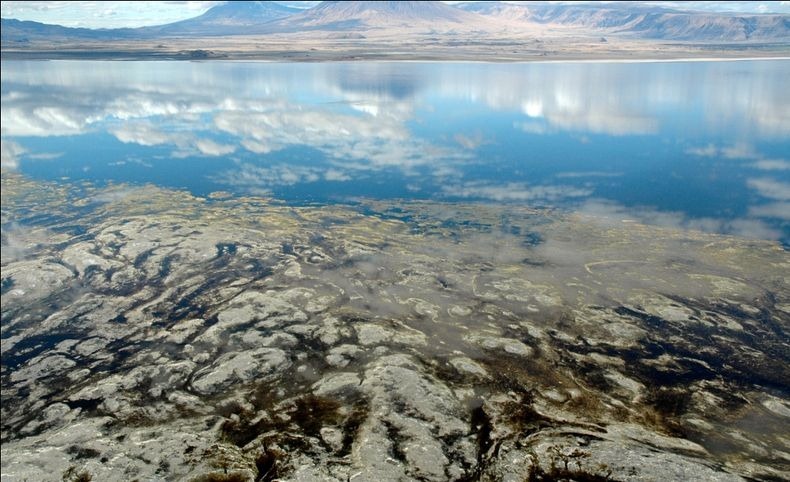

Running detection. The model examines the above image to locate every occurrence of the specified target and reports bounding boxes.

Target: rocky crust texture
[2,173,789,482]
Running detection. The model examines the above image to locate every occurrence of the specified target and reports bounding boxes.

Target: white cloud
[685,144,718,157]
[111,122,236,157]
[514,121,549,135]
[442,181,592,202]
[721,143,759,159]
[454,131,487,150]
[240,139,273,154]
[544,110,657,136]
[214,163,326,191]
[1,139,25,169]
[440,63,789,138]
[747,178,790,201]
[111,122,188,147]
[26,152,63,161]
[215,104,470,175]
[0,223,50,263]
[556,171,623,179]
[325,168,352,181]
[195,139,235,156]
[578,198,783,241]
[89,186,145,203]
[522,100,543,118]
[1,105,88,137]
[749,202,790,221]
[752,159,790,171]
[724,219,783,240]
[685,143,759,159]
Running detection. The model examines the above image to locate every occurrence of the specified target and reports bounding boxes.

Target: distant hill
[1,1,302,42]
[0,18,135,42]
[140,1,301,37]
[265,0,488,32]
[457,1,790,41]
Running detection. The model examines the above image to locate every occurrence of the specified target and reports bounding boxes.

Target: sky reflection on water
[1,60,788,243]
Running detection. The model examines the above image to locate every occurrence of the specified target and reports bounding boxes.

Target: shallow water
[1,60,789,481]
[2,59,788,243]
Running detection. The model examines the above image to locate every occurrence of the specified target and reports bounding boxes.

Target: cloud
[214,163,326,192]
[240,139,273,154]
[325,169,352,182]
[111,122,236,158]
[439,62,789,138]
[685,142,760,159]
[439,65,664,136]
[578,198,783,241]
[26,152,63,161]
[721,143,759,160]
[215,104,471,176]
[215,109,409,152]
[685,144,718,157]
[542,110,657,136]
[195,139,235,156]
[1,105,89,137]
[749,202,790,221]
[752,159,790,171]
[454,131,487,150]
[1,140,25,170]
[441,181,593,202]
[88,186,146,204]
[723,219,784,241]
[1,63,472,177]
[349,102,381,117]
[0,223,49,263]
[517,89,658,135]
[556,171,623,179]
[747,178,790,201]
[108,157,153,168]
[111,122,188,147]
[514,121,549,135]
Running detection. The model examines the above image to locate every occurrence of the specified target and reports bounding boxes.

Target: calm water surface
[1,60,788,243]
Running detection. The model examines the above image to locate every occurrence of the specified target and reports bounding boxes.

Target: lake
[1,59,789,481]
[2,59,788,244]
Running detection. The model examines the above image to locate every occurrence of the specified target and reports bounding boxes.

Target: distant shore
[3,39,789,62]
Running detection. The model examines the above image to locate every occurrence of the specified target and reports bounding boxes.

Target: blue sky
[1,1,788,28]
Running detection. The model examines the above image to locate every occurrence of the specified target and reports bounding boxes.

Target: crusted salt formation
[2,173,788,481]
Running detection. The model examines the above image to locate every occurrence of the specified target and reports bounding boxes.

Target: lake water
[3,59,790,481]
[2,59,788,244]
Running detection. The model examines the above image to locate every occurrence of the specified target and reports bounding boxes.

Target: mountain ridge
[457,1,790,41]
[2,0,789,45]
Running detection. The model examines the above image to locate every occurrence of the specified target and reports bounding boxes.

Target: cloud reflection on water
[0,60,788,242]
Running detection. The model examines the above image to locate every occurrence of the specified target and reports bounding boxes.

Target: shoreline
[3,45,789,63]
[3,53,789,63]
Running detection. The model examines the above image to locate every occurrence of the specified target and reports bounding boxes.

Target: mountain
[1,1,301,42]
[140,1,301,37]
[1,1,492,42]
[0,18,135,42]
[457,2,790,41]
[264,1,492,33]
[2,0,788,46]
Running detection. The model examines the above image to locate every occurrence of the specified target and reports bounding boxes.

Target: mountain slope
[0,18,135,42]
[2,1,788,45]
[141,1,301,37]
[1,1,302,42]
[457,2,790,41]
[264,1,494,32]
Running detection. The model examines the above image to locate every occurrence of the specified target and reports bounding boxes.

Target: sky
[1,1,788,28]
